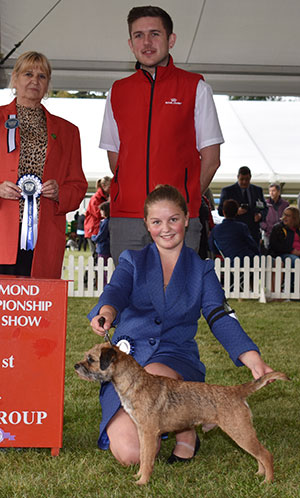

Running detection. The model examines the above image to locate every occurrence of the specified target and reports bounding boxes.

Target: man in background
[218,166,268,250]
[210,199,259,263]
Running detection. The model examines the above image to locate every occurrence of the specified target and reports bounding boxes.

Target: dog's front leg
[135,429,158,485]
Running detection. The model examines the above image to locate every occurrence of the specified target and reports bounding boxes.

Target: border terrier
[75,343,289,485]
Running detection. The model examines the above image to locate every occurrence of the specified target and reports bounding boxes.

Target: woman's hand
[90,305,116,336]
[238,350,273,379]
[42,180,59,201]
[0,181,21,200]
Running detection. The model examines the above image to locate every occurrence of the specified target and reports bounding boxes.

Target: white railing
[214,255,300,301]
[62,255,115,297]
[62,255,300,301]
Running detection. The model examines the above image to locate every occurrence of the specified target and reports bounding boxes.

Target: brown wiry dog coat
[75,343,290,485]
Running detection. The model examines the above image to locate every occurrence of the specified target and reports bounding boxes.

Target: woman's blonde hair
[284,206,300,229]
[100,176,112,189]
[10,51,51,90]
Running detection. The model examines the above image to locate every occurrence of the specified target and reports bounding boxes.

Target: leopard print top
[17,104,48,221]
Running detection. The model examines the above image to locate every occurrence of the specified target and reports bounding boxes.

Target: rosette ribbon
[5,114,19,153]
[17,175,42,250]
[114,335,135,356]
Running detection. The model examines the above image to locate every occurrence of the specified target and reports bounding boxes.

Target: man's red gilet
[110,56,204,218]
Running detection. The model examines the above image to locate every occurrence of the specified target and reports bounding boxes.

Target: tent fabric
[1,0,300,96]
[1,90,298,192]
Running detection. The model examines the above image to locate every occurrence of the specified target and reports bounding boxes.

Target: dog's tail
[238,371,290,398]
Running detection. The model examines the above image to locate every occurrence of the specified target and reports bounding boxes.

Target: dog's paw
[134,469,150,485]
[135,476,149,485]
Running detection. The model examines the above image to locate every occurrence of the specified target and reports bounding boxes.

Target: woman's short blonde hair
[10,51,51,89]
[284,206,300,229]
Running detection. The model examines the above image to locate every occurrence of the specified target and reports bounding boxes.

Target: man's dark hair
[269,182,281,191]
[223,199,239,218]
[238,166,251,177]
[127,6,173,37]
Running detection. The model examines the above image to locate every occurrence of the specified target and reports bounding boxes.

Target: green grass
[0,299,299,497]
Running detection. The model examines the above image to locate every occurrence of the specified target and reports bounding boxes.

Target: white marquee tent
[1,90,298,194]
[1,0,300,96]
[1,0,300,193]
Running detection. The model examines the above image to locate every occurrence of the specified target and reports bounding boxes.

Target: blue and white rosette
[114,335,135,356]
[17,174,42,250]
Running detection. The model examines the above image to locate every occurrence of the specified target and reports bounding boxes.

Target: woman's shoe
[167,434,200,464]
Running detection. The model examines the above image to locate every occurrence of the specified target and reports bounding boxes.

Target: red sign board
[0,277,68,456]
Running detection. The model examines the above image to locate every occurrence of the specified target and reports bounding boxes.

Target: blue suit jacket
[88,243,258,370]
[88,243,259,448]
[218,182,268,243]
[209,218,259,262]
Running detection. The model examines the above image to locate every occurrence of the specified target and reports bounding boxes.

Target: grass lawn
[0,299,299,497]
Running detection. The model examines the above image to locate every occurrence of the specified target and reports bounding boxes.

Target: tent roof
[1,0,300,96]
[3,90,299,193]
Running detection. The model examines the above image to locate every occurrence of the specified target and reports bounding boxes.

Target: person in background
[198,194,214,259]
[76,211,87,251]
[99,5,224,264]
[269,206,300,266]
[0,51,87,278]
[84,176,111,255]
[260,183,289,250]
[88,185,272,467]
[218,166,268,250]
[209,199,259,263]
[92,201,111,286]
[203,187,215,211]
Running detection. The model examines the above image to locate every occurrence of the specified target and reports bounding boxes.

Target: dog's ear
[100,347,117,370]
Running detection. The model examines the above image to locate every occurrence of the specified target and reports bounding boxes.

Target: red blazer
[0,99,87,278]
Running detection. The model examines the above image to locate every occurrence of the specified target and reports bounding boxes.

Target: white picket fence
[62,255,300,301]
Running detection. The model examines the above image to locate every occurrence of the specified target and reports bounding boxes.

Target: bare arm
[107,151,118,175]
[200,144,220,193]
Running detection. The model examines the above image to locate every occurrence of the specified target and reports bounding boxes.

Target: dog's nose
[74,363,80,370]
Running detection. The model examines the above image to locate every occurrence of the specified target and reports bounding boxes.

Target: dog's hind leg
[135,429,159,485]
[218,411,274,482]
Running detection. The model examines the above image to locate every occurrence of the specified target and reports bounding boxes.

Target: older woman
[269,206,300,265]
[0,51,87,278]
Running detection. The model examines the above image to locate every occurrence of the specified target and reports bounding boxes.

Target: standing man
[218,166,268,249]
[260,183,289,250]
[100,5,224,264]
